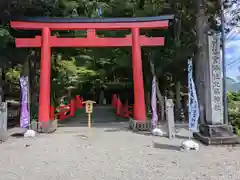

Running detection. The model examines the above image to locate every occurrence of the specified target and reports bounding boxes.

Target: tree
[225,0,240,28]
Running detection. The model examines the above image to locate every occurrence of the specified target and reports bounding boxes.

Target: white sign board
[208,33,224,124]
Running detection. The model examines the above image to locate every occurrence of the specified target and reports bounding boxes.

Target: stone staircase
[58,105,127,126]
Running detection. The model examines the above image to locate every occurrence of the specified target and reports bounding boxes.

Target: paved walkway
[1,122,240,180]
[1,106,240,180]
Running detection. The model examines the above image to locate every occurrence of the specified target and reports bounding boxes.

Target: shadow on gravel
[153,142,181,151]
[104,126,130,132]
[75,134,89,140]
[175,135,189,140]
[135,131,153,136]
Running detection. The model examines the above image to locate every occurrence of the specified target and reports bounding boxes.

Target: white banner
[151,76,158,128]
[208,33,224,124]
[188,59,200,132]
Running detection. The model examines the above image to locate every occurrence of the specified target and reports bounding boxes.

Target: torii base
[193,124,240,145]
[31,120,58,133]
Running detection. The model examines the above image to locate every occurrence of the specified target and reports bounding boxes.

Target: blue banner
[188,59,200,132]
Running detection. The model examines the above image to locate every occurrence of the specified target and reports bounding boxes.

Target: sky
[225,2,240,82]
[225,28,240,81]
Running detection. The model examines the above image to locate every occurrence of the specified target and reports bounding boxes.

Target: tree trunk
[142,53,151,111]
[0,68,6,103]
[195,0,209,124]
[175,81,182,121]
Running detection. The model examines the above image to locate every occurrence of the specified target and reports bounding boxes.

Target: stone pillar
[206,33,224,124]
[0,102,7,131]
[166,99,175,139]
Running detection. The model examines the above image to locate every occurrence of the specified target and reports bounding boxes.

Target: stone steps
[58,105,127,126]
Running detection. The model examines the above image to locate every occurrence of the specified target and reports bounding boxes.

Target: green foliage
[229,111,240,135]
[224,0,240,28]
[228,92,240,135]
[5,65,22,83]
[0,26,13,48]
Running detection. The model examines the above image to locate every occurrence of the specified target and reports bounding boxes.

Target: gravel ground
[0,123,240,180]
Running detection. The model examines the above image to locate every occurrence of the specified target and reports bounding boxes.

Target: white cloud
[225,31,240,80]
[226,53,233,60]
[222,2,240,80]
[226,39,240,53]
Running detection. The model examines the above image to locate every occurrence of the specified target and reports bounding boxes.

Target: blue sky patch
[226,29,240,81]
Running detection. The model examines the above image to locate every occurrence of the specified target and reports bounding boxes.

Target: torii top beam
[10,15,174,30]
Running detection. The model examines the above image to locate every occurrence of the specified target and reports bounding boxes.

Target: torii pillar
[38,27,51,124]
[131,28,146,121]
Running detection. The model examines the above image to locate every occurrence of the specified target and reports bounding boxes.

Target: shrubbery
[228,92,240,135]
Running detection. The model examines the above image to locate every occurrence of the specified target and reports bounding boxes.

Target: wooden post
[88,113,91,128]
[82,100,96,129]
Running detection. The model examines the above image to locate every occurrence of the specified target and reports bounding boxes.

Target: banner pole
[188,58,200,138]
[188,59,192,139]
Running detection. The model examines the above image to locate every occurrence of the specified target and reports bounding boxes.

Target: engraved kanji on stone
[214,95,220,102]
[212,41,217,53]
[214,104,221,110]
[213,81,220,88]
[212,72,221,80]
[213,88,221,95]
[212,56,219,64]
[212,64,220,71]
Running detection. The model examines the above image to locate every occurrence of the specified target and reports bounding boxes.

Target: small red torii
[10,15,173,127]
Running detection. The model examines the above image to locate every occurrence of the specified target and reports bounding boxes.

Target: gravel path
[0,123,240,180]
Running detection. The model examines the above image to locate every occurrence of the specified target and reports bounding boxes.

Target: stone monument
[0,102,8,142]
[193,32,239,144]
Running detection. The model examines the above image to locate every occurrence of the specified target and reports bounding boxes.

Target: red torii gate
[10,15,173,127]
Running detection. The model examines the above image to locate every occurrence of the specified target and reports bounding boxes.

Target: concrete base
[129,118,152,131]
[193,124,240,145]
[31,120,58,133]
[0,128,8,142]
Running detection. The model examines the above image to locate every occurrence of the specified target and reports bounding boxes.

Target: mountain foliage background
[226,77,240,92]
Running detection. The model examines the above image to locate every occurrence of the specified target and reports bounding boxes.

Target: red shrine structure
[10,15,173,127]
